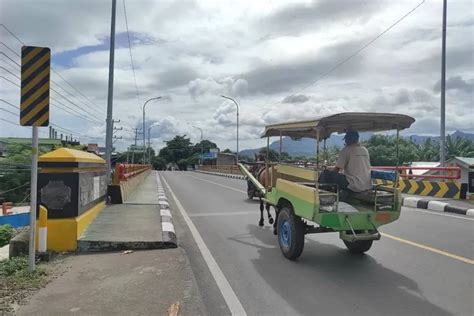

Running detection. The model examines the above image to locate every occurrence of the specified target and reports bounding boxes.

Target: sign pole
[28,126,38,271]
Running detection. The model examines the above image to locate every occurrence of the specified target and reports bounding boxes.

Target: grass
[0,256,49,314]
[0,225,15,248]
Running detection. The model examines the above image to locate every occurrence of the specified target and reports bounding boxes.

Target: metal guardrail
[198,165,242,175]
[113,164,151,185]
[372,166,461,180]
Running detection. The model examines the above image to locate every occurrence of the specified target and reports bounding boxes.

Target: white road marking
[161,175,247,316]
[190,211,256,217]
[403,206,474,221]
[186,173,247,194]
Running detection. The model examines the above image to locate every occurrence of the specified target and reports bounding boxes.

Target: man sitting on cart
[320,130,372,192]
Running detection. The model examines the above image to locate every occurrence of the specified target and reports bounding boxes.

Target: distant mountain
[408,130,474,145]
[239,130,474,158]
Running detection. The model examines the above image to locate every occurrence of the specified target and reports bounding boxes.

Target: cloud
[433,76,474,93]
[258,0,384,36]
[282,94,309,104]
[188,77,248,99]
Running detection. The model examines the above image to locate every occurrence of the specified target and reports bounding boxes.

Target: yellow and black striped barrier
[375,179,467,199]
[20,46,50,126]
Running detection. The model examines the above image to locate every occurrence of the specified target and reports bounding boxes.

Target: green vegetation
[0,256,49,313]
[0,142,86,203]
[156,135,218,170]
[364,134,474,166]
[0,225,15,248]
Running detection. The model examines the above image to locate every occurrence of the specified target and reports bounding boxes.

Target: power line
[50,87,104,122]
[0,24,107,118]
[0,45,107,119]
[0,75,20,87]
[274,0,425,106]
[0,182,30,194]
[122,0,142,110]
[0,41,20,57]
[0,51,20,67]
[0,65,19,80]
[0,117,19,126]
[0,107,18,117]
[0,99,18,109]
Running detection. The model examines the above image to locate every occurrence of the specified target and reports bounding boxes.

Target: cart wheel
[343,240,373,254]
[277,205,304,260]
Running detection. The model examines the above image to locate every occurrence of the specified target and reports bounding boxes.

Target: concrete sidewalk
[78,171,176,252]
[17,249,205,315]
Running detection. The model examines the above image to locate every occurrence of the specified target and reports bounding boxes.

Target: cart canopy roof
[262,112,415,139]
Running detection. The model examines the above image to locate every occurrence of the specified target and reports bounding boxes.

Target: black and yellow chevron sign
[20,46,50,126]
[375,179,464,199]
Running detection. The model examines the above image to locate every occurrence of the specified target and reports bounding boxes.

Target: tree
[192,140,217,155]
[364,135,419,166]
[416,138,439,161]
[0,143,49,203]
[222,149,233,154]
[258,148,290,162]
[445,135,474,159]
[158,135,192,163]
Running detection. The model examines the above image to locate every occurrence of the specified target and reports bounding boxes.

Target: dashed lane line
[161,175,247,316]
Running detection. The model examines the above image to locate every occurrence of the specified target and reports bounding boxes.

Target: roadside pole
[20,46,51,271]
[105,0,117,182]
[28,127,38,270]
[440,0,447,166]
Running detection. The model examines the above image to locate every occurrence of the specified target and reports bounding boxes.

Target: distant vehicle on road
[239,112,415,260]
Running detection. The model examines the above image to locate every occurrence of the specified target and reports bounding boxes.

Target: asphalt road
[161,171,474,316]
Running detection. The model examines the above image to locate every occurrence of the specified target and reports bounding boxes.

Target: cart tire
[343,240,373,254]
[277,205,304,260]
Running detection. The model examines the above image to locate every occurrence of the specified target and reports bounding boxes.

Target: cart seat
[347,189,394,205]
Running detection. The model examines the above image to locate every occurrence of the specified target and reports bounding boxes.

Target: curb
[194,170,246,180]
[402,196,474,217]
[156,173,177,245]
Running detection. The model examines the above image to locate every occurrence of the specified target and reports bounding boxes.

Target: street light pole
[192,125,203,165]
[440,0,447,166]
[105,0,117,182]
[148,124,159,164]
[142,96,162,164]
[220,95,239,162]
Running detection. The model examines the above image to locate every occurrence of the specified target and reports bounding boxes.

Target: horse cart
[239,112,415,260]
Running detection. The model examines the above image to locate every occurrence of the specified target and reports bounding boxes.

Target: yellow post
[38,205,48,253]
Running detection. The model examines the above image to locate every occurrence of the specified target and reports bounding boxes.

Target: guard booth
[37,148,107,251]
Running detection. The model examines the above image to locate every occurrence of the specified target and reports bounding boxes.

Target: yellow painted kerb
[36,201,105,251]
[39,148,105,164]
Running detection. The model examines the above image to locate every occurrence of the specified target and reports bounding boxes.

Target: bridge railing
[198,165,242,175]
[371,166,461,181]
[113,163,151,185]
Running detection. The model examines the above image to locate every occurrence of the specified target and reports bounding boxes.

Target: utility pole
[440,0,447,166]
[148,124,159,164]
[132,128,141,164]
[192,125,203,166]
[105,0,117,181]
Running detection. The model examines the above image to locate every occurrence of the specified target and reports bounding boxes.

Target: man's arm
[334,148,346,173]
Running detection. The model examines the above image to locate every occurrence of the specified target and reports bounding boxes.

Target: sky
[0,0,473,152]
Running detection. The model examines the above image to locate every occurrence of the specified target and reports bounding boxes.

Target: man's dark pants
[319,170,349,190]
